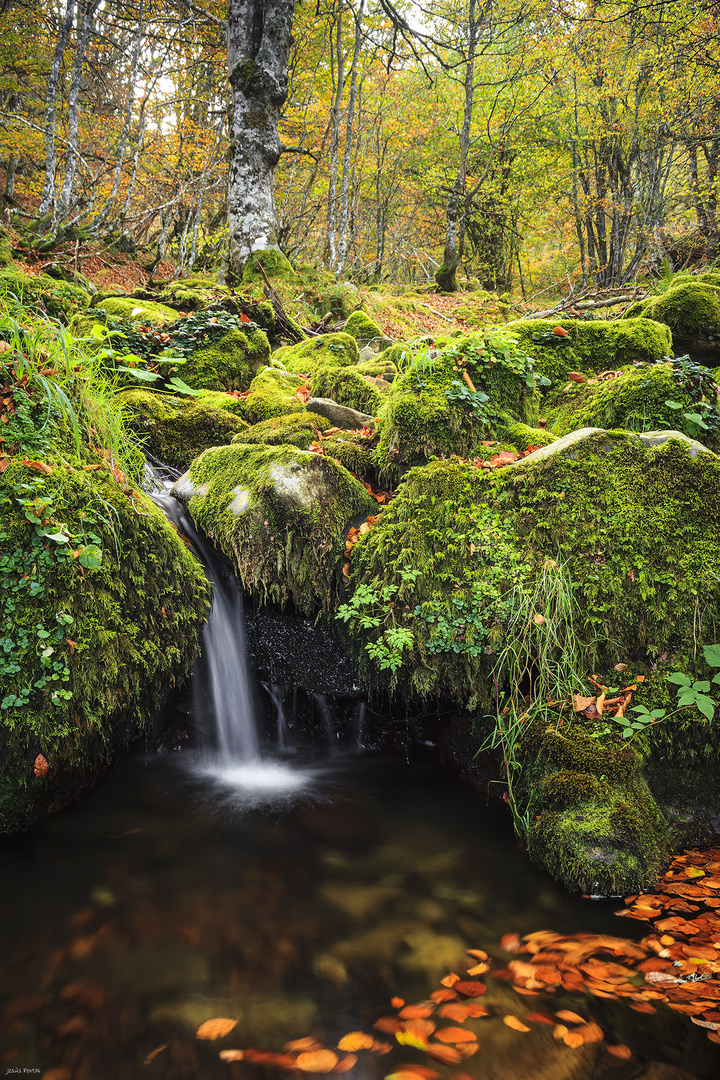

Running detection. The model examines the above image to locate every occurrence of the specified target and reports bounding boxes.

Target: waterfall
[154,494,259,763]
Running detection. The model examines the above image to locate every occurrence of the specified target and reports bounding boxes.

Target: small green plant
[661,354,720,441]
[614,705,667,738]
[336,579,416,673]
[615,644,720,737]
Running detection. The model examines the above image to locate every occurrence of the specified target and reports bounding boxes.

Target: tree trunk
[435,0,476,292]
[336,0,364,274]
[326,2,344,268]
[227,0,295,275]
[57,0,101,222]
[91,0,144,230]
[38,0,76,217]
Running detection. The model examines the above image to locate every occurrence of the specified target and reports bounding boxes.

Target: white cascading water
[155,493,306,794]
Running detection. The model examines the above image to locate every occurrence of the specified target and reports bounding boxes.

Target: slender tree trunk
[326,2,344,268]
[57,0,101,222]
[4,153,17,200]
[227,0,295,275]
[701,138,720,261]
[436,0,476,292]
[38,0,76,217]
[91,0,144,231]
[336,0,364,274]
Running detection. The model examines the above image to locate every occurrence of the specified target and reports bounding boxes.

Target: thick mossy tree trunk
[227,0,295,276]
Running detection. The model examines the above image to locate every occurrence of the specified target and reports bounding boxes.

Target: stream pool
[1,750,717,1079]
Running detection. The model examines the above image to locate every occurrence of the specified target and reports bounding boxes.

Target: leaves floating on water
[502,1015,530,1032]
[433,1027,478,1044]
[143,1042,168,1063]
[196,1017,239,1040]
[337,1033,375,1052]
[219,1049,245,1062]
[296,1049,340,1072]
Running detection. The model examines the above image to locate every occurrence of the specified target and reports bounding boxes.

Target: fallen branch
[252,259,314,343]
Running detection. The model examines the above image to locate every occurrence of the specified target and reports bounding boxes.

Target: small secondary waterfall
[155,494,259,763]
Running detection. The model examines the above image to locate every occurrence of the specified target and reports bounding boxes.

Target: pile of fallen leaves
[571,672,646,722]
[470,442,545,470]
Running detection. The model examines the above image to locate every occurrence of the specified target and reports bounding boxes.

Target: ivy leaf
[78,545,102,570]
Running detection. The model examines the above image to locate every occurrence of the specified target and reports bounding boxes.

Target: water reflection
[0,753,717,1079]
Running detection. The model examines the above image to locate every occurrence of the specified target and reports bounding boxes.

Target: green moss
[237,412,331,450]
[196,390,249,417]
[500,318,673,392]
[626,279,720,335]
[0,226,15,268]
[344,309,385,345]
[176,443,375,613]
[372,334,539,480]
[306,282,361,321]
[311,364,384,415]
[322,433,376,478]
[118,389,250,469]
[527,779,669,895]
[181,326,270,392]
[499,417,556,450]
[535,769,612,811]
[241,248,298,283]
[96,296,178,325]
[0,269,90,322]
[275,332,360,375]
[245,368,306,423]
[344,430,720,704]
[0,463,209,832]
[377,343,412,370]
[547,362,701,439]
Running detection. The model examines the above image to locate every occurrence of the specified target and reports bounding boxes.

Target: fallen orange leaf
[606,1045,632,1059]
[503,1016,530,1032]
[337,1033,374,1052]
[296,1050,340,1072]
[219,1050,244,1062]
[196,1017,239,1040]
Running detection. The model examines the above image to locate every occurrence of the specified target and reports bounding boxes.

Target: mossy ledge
[0,465,210,832]
[172,442,375,614]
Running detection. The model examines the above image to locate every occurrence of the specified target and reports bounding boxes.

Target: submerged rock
[172,442,375,613]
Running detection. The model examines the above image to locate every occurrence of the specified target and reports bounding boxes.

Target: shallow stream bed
[1,751,717,1079]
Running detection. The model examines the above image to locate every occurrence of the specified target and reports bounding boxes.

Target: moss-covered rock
[307,282,361,321]
[377,342,412,370]
[520,724,669,895]
[624,280,720,360]
[275,332,360,375]
[0,463,209,832]
[172,443,375,613]
[118,389,250,469]
[245,368,306,424]
[311,364,385,416]
[181,327,270,392]
[344,309,387,346]
[345,429,720,704]
[499,317,673,391]
[0,269,90,322]
[236,412,332,450]
[241,248,298,284]
[96,296,178,325]
[546,362,710,441]
[372,332,541,479]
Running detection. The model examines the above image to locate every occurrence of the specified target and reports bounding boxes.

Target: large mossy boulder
[172,443,375,613]
[119,389,250,469]
[0,464,209,832]
[275,332,360,375]
[343,309,387,347]
[180,326,270,392]
[624,279,720,361]
[546,361,715,442]
[499,317,673,388]
[345,429,720,702]
[372,331,545,478]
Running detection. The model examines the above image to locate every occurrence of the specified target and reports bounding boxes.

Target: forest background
[1,0,718,296]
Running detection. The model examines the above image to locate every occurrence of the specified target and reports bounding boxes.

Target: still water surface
[0,752,716,1079]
